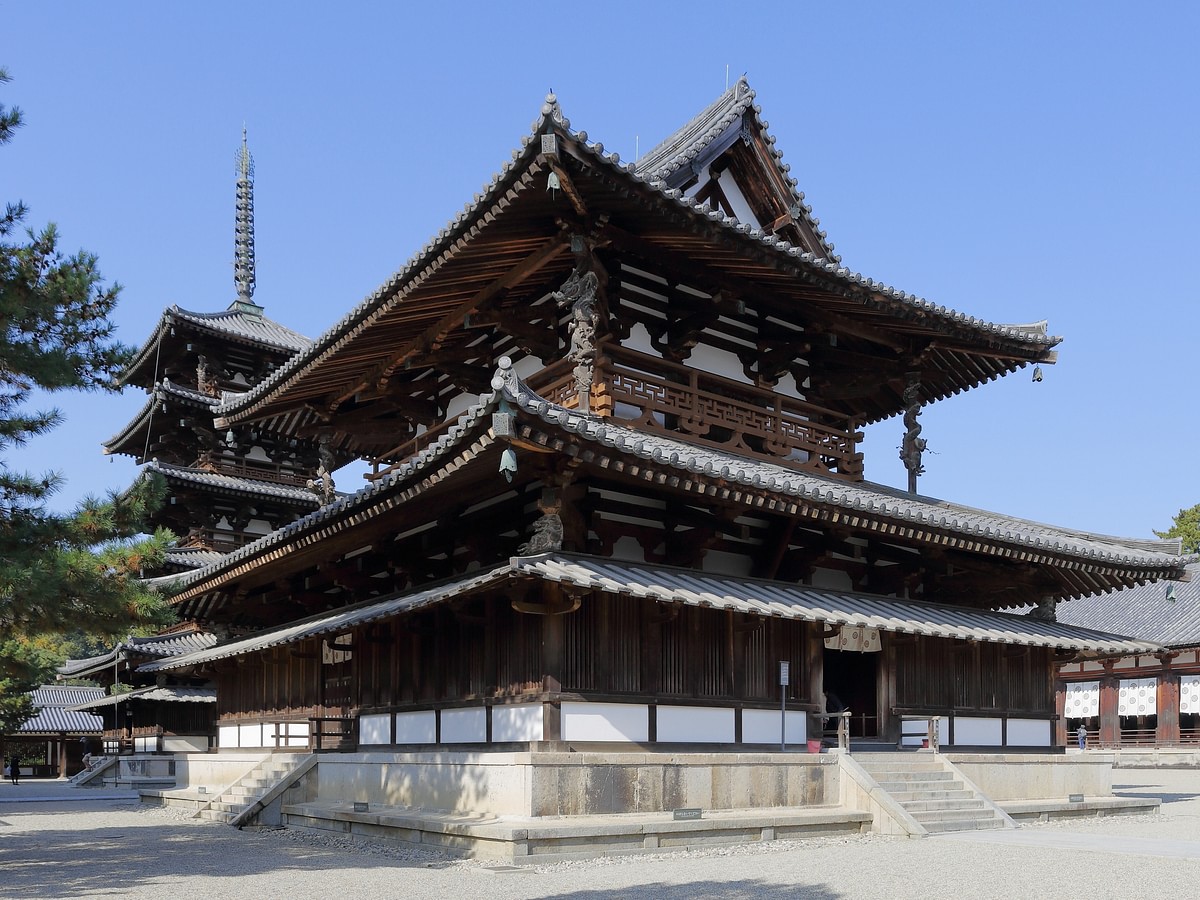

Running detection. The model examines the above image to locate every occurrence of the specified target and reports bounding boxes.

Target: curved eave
[103,381,216,457]
[214,102,1056,433]
[168,364,1184,618]
[145,461,325,509]
[121,306,309,389]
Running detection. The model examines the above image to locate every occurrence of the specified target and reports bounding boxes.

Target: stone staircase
[193,754,311,825]
[855,753,1012,834]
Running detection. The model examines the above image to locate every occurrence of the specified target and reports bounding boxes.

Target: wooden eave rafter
[507,419,1182,603]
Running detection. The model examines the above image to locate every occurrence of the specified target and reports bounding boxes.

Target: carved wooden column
[899,371,927,494]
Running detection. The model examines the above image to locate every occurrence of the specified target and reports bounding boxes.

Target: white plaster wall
[900,717,949,747]
[395,711,437,744]
[359,713,391,745]
[622,322,658,357]
[657,705,735,743]
[810,567,853,591]
[954,717,1003,746]
[1006,718,1052,746]
[609,535,646,563]
[511,354,545,380]
[443,391,484,423]
[742,708,807,745]
[561,702,649,742]
[699,549,752,577]
[162,735,208,753]
[717,168,763,227]
[441,708,487,743]
[687,342,751,386]
[492,703,543,742]
[218,725,239,749]
[238,723,264,747]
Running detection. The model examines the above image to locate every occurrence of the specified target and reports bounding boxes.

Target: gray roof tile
[164,360,1186,606]
[214,91,1058,428]
[143,460,325,506]
[145,552,1162,673]
[1055,562,1200,646]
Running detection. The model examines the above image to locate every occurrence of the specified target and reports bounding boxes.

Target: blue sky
[3,2,1197,542]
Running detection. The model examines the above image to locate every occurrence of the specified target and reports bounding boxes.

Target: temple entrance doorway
[822,647,880,738]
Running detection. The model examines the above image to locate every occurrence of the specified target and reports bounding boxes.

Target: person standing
[1076,724,1087,751]
[5,757,18,785]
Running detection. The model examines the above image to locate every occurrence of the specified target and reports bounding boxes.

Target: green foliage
[0,68,175,732]
[1155,503,1200,555]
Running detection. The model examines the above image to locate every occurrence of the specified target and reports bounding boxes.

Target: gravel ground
[2,768,1198,899]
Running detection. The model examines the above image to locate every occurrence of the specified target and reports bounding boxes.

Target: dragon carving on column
[899,372,927,493]
[553,266,600,413]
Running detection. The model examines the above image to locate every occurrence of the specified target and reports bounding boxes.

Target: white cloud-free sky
[3,1,1197,542]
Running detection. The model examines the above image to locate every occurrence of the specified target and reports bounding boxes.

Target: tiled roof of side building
[634,77,836,260]
[17,707,103,734]
[29,685,106,707]
[19,685,107,734]
[57,629,218,678]
[1055,562,1200,646]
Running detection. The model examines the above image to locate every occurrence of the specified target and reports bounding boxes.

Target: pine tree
[1155,504,1200,555]
[1,68,174,737]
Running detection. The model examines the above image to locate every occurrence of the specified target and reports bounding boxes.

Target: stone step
[210,801,250,814]
[866,769,955,782]
[885,788,974,803]
[875,778,964,793]
[898,798,987,814]
[196,809,238,824]
[857,766,949,779]
[909,807,997,824]
[923,817,1006,834]
[859,763,950,777]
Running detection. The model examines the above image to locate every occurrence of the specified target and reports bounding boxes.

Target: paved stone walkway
[2,768,1199,898]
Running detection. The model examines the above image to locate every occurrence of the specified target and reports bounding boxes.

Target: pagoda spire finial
[234,126,257,303]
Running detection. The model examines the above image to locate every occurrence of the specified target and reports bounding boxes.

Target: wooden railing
[196,457,311,487]
[310,715,358,752]
[368,348,864,481]
[898,715,944,751]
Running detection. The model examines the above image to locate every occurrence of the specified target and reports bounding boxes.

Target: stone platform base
[1001,796,1160,822]
[280,801,872,862]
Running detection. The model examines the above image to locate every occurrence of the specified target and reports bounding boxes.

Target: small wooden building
[134,81,1185,756]
[1056,562,1200,748]
[8,685,104,777]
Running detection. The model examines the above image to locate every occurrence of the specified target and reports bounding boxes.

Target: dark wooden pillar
[1053,677,1067,747]
[880,637,898,742]
[805,622,824,742]
[1157,656,1180,746]
[1098,664,1120,748]
[541,583,564,742]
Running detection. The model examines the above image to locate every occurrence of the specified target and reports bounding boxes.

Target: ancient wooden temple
[130,81,1187,760]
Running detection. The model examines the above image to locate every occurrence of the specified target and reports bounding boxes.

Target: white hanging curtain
[1064,681,1100,718]
[1180,675,1200,715]
[824,626,881,653]
[1118,677,1157,716]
